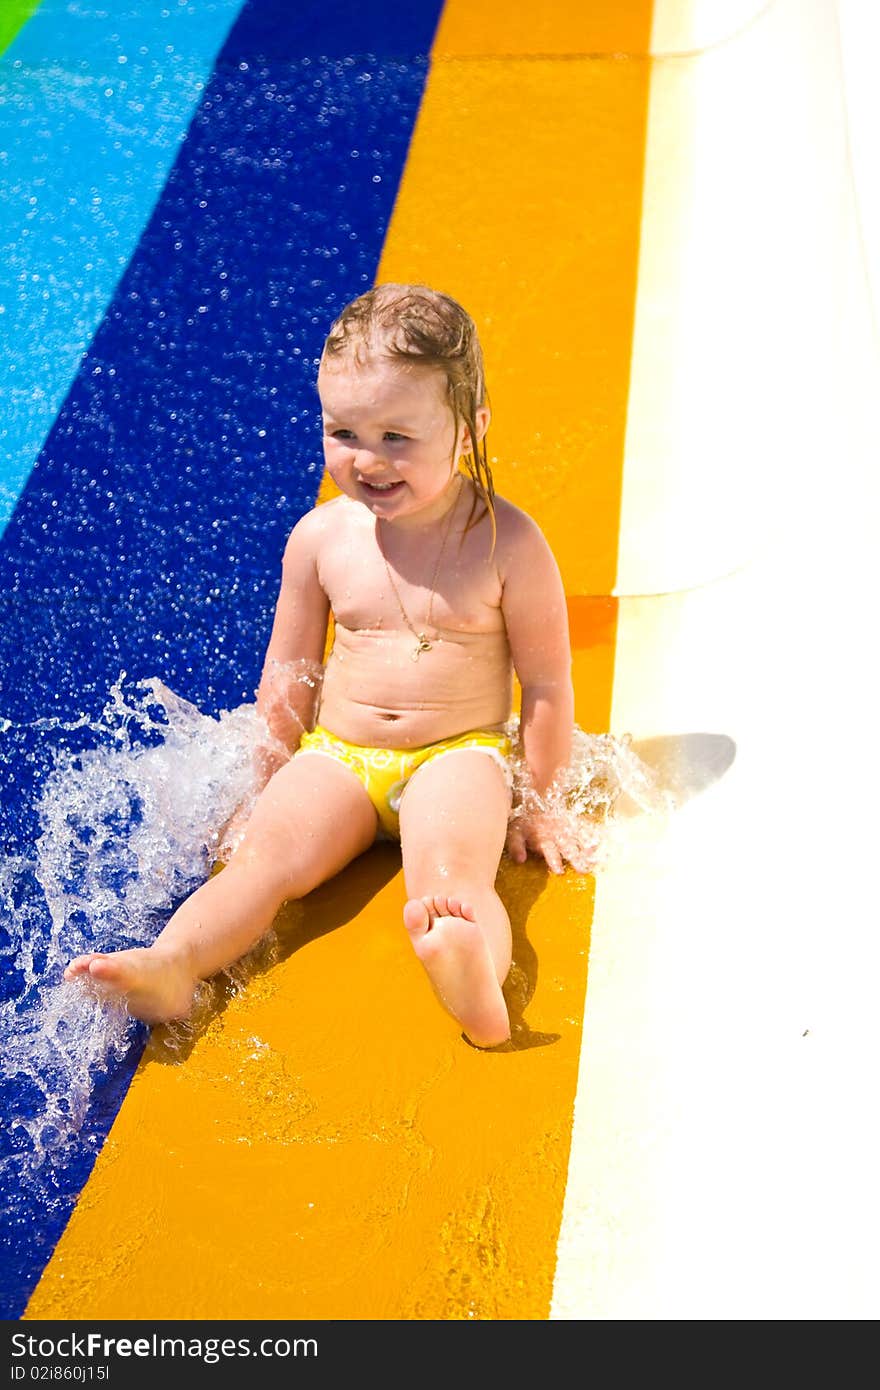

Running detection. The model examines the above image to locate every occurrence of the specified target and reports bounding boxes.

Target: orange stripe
[432,0,656,56]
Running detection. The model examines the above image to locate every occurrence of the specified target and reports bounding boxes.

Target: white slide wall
[552,0,879,1320]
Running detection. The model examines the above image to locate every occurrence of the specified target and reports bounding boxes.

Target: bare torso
[314,488,514,747]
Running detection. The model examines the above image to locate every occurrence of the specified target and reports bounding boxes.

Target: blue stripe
[0,0,444,1320]
[0,0,249,535]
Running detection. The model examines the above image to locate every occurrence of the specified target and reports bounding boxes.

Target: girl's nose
[356,448,387,474]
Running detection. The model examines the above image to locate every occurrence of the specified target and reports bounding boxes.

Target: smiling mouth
[360,479,402,493]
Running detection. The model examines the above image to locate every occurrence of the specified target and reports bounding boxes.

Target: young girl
[65,283,594,1048]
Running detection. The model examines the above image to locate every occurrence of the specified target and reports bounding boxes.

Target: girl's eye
[328,429,354,440]
[384,432,408,442]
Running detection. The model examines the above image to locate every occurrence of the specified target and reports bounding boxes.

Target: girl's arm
[255,508,331,776]
[216,510,330,862]
[499,510,593,874]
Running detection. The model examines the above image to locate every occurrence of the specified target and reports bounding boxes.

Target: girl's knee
[404,841,502,894]
[225,842,309,903]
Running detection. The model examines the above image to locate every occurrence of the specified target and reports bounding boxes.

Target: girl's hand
[506,809,599,876]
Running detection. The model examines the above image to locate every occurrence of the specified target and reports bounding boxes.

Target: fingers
[569,833,599,874]
[507,823,565,874]
[567,845,595,875]
[507,817,598,876]
[506,824,528,864]
[541,839,565,875]
[551,828,588,875]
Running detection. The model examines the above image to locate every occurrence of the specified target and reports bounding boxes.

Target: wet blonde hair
[321,283,495,542]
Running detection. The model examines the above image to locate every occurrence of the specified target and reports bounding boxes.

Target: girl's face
[318,353,486,528]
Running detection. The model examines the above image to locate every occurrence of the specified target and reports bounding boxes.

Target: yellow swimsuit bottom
[296,724,514,839]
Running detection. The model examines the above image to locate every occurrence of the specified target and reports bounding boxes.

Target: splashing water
[0,668,665,1202]
[0,668,322,1195]
[506,715,673,870]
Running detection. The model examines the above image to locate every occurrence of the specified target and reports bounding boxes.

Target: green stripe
[0,0,44,58]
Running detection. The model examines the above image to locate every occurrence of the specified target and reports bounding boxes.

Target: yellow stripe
[24,0,651,1321]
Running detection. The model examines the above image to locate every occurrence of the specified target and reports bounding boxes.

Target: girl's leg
[64,753,378,1022]
[398,750,512,1048]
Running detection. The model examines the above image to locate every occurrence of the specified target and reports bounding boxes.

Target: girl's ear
[461,405,491,452]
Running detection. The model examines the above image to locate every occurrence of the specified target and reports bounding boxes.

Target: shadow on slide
[632,731,737,805]
[145,838,561,1065]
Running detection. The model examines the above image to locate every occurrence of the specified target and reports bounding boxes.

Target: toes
[446,897,476,921]
[402,898,431,936]
[88,956,120,982]
[64,953,102,980]
[405,894,480,930]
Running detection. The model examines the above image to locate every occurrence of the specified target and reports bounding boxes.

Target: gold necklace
[376,478,462,661]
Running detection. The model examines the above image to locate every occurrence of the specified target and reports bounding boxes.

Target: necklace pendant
[412,634,432,660]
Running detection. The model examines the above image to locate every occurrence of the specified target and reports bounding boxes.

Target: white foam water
[506,714,673,872]
[1,672,273,1186]
[0,670,668,1190]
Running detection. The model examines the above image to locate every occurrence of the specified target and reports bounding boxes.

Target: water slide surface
[2,0,877,1324]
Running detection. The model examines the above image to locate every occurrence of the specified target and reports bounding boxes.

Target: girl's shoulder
[492,492,541,530]
[284,494,361,553]
[490,493,554,564]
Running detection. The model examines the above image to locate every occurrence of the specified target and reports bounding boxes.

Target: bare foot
[403,894,511,1048]
[63,947,198,1024]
